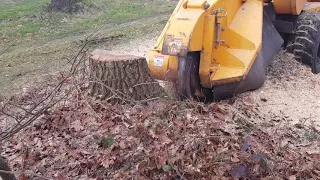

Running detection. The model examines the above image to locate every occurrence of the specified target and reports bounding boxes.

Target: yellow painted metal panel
[211,47,245,68]
[190,12,205,50]
[208,0,263,86]
[210,67,244,85]
[210,49,257,83]
[229,1,262,50]
[154,0,187,51]
[148,51,178,80]
[163,8,206,54]
[199,15,215,87]
[273,0,307,15]
[221,28,255,50]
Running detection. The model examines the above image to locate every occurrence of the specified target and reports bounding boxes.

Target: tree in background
[47,0,83,13]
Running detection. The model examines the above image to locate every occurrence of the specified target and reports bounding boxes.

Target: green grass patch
[0,0,46,21]
[0,0,174,43]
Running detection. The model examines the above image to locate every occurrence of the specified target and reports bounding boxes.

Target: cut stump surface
[89,49,164,102]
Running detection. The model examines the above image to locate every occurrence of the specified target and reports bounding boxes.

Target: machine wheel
[287,11,320,74]
[177,52,211,101]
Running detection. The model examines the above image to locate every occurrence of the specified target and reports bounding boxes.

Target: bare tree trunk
[89,49,164,103]
[51,0,69,9]
[48,0,80,13]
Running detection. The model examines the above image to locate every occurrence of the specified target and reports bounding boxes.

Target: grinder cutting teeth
[177,52,212,101]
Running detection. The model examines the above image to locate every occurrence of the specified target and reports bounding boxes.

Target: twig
[0,110,22,126]
[8,103,36,116]
[0,35,90,140]
[88,80,136,105]
[139,97,161,103]
[132,81,163,88]
[0,169,15,175]
[0,44,16,57]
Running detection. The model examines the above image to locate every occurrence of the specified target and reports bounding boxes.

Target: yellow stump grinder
[148,0,320,101]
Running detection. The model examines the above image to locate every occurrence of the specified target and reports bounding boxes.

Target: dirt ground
[237,52,320,127]
[111,35,320,128]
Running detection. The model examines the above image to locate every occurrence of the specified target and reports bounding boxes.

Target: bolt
[204,3,210,9]
[213,58,217,62]
[221,27,225,31]
[215,45,219,49]
[222,40,226,44]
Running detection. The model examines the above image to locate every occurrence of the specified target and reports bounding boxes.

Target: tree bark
[89,49,164,103]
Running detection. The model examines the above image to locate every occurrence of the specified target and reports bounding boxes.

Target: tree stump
[89,49,165,103]
[47,0,81,13]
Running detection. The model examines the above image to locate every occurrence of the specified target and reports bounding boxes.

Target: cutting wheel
[177,52,211,101]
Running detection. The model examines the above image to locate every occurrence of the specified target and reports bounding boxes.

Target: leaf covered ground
[1,73,320,179]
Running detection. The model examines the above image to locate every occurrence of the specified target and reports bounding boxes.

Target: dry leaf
[158,152,167,166]
[159,134,172,145]
[173,120,184,127]
[18,174,27,180]
[56,174,68,180]
[289,175,296,180]
[231,154,240,163]
[119,140,126,149]
[101,121,115,128]
[186,113,192,121]
[148,129,157,139]
[136,160,149,172]
[101,156,116,168]
[71,120,84,131]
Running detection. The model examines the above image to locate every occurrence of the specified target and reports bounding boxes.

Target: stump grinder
[148,0,320,101]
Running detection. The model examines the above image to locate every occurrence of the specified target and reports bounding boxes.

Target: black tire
[0,156,16,180]
[177,52,212,101]
[287,11,320,74]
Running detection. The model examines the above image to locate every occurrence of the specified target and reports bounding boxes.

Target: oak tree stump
[89,49,164,103]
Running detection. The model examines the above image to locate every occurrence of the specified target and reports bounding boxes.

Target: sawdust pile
[266,50,311,80]
[236,50,320,127]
